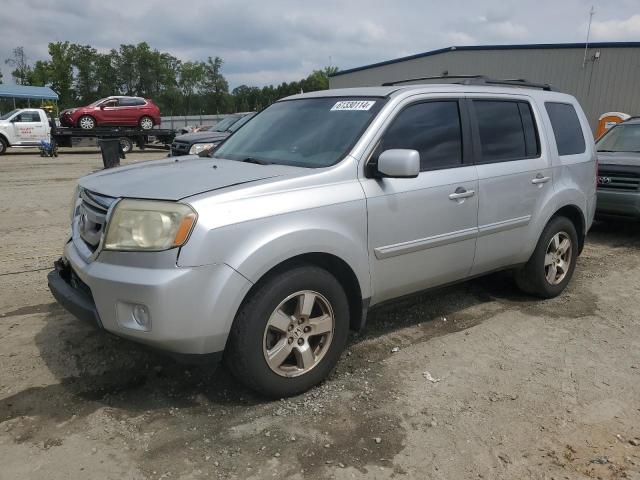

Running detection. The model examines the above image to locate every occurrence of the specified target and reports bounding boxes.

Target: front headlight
[104,199,197,251]
[189,142,216,155]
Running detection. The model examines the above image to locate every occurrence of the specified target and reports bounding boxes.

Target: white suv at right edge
[49,78,597,397]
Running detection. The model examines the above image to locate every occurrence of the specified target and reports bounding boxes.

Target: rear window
[545,102,586,156]
[473,100,540,163]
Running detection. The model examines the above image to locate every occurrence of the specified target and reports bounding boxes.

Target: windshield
[597,123,640,153]
[228,112,255,132]
[213,97,384,167]
[0,109,19,120]
[213,115,241,132]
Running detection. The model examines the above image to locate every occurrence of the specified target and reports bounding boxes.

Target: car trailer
[51,126,176,154]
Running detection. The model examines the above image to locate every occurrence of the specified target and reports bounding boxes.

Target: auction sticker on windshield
[331,100,376,111]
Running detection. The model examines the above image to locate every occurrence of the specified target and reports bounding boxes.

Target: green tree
[179,61,205,114]
[47,42,74,107]
[70,44,98,103]
[94,50,120,99]
[201,56,228,113]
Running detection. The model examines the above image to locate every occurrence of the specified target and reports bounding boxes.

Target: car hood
[174,131,229,143]
[79,156,304,201]
[597,151,640,166]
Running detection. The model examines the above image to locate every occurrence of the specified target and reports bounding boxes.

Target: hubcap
[262,290,334,378]
[544,231,572,285]
[80,117,94,129]
[141,117,153,129]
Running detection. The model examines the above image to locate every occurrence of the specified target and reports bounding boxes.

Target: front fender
[178,199,372,299]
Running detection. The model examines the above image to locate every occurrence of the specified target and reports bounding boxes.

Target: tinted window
[545,102,586,156]
[119,98,139,106]
[15,111,40,122]
[213,98,384,168]
[379,101,462,171]
[474,100,538,162]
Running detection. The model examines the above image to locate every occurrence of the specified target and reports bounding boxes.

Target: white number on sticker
[331,100,375,111]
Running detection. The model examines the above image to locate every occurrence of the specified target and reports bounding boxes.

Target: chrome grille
[73,189,116,259]
[597,167,640,191]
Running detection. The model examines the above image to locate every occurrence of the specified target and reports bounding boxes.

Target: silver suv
[49,81,597,397]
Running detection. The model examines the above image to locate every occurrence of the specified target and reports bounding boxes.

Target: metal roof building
[329,42,640,131]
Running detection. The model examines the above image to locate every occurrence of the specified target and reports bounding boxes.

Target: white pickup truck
[0,108,175,155]
[0,108,51,154]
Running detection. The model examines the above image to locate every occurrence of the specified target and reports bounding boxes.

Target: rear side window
[119,98,138,106]
[473,100,539,163]
[379,101,463,171]
[545,102,586,156]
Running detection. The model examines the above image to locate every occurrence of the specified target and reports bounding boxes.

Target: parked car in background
[59,96,161,130]
[49,81,596,398]
[170,112,255,156]
[595,118,640,220]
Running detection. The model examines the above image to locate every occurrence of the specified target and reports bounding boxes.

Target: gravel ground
[1,148,639,480]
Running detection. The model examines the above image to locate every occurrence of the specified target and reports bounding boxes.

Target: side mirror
[377,149,420,178]
[100,105,106,110]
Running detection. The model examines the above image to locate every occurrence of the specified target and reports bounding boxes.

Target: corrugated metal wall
[329,46,640,131]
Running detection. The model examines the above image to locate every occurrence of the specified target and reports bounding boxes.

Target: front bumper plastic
[596,189,640,219]
[48,241,253,355]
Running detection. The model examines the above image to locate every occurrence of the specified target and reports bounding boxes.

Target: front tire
[78,115,96,130]
[139,116,154,130]
[515,216,579,298]
[225,265,350,398]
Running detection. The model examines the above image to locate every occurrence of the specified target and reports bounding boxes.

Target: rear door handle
[449,187,475,200]
[531,174,550,184]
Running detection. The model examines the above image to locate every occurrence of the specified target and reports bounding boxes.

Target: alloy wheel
[79,116,95,129]
[140,117,153,130]
[544,231,572,285]
[262,290,334,378]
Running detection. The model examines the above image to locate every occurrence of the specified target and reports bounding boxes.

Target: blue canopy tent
[0,85,59,110]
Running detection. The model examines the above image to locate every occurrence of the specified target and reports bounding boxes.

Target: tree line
[1,43,338,115]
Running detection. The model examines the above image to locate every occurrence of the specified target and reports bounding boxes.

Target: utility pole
[583,5,596,69]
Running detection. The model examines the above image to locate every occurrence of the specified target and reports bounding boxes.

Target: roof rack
[381,75,555,91]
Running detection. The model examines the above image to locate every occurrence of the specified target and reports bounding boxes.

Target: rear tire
[0,137,7,155]
[515,216,579,298]
[78,115,96,130]
[119,137,133,154]
[139,116,154,130]
[225,265,350,398]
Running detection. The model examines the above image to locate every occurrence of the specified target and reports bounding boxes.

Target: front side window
[597,123,640,153]
[474,100,539,163]
[15,111,40,122]
[213,97,384,168]
[545,102,586,156]
[378,101,463,171]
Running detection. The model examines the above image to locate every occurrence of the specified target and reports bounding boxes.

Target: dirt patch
[1,151,640,479]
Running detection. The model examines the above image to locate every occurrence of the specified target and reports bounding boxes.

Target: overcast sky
[1,0,639,89]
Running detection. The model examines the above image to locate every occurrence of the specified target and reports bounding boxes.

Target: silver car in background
[49,81,597,397]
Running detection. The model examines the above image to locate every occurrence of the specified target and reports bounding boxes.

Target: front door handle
[449,187,475,200]
[531,174,550,184]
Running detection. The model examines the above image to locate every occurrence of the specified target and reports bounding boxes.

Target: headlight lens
[189,142,215,155]
[104,199,197,251]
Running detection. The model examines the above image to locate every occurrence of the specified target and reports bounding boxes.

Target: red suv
[59,96,161,130]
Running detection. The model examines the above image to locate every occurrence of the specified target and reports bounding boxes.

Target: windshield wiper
[241,157,271,165]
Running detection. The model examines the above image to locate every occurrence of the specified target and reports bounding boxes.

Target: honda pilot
[48,81,597,397]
